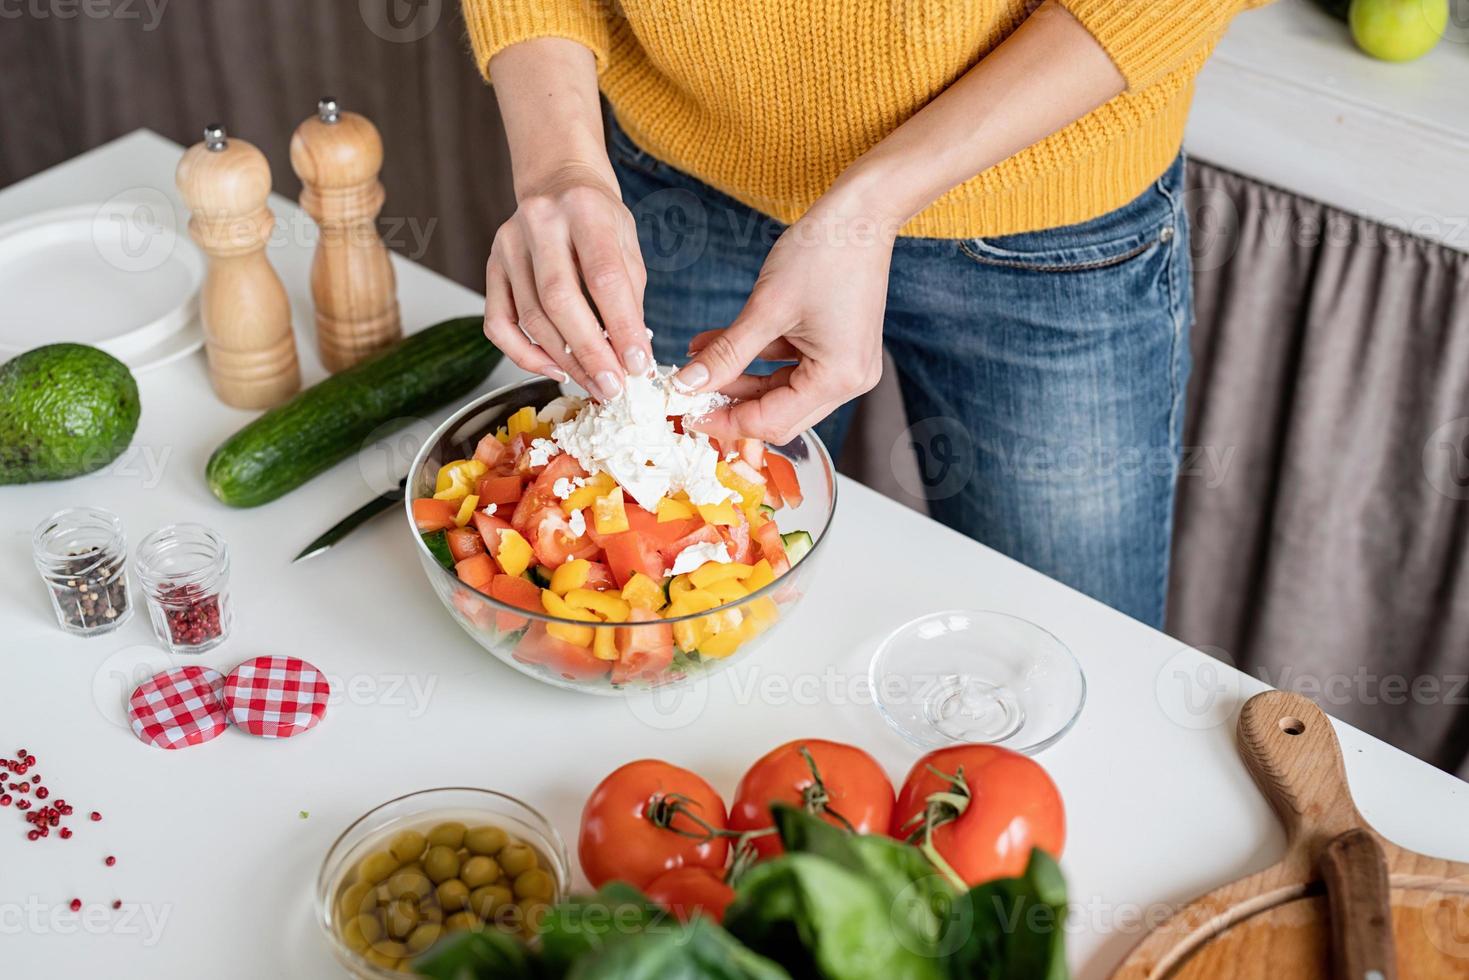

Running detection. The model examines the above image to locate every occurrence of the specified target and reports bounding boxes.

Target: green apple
[1349,0,1449,61]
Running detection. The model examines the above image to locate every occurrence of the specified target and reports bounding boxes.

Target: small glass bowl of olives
[317,788,569,977]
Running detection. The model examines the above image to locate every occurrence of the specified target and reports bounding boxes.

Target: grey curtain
[4,5,1468,774]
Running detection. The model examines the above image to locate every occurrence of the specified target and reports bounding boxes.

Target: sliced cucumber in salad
[421,530,455,570]
[780,530,814,566]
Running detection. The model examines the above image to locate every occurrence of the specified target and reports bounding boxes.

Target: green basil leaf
[943,849,1069,980]
[568,913,791,980]
[412,928,538,980]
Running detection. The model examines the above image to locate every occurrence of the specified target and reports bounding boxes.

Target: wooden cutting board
[1110,690,1469,979]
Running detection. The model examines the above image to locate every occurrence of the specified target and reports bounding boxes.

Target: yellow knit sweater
[463,0,1261,238]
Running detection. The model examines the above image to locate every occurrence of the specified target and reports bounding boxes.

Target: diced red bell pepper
[446,527,486,561]
[413,498,458,532]
[474,473,525,506]
[514,623,610,682]
[489,573,541,631]
[454,553,496,592]
[603,531,665,587]
[763,454,802,508]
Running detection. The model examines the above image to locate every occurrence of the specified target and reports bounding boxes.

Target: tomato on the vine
[890,744,1065,887]
[727,739,895,861]
[579,760,730,889]
[644,867,735,923]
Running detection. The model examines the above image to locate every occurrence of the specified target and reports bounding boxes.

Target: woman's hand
[676,196,895,445]
[484,163,649,400]
[484,38,653,400]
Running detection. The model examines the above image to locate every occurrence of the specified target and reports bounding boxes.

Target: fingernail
[622,347,650,375]
[538,365,570,384]
[592,370,623,401]
[673,362,709,392]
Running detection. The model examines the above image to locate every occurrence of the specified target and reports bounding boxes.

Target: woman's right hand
[484,39,652,401]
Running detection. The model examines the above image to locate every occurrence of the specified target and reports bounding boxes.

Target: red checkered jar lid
[222,656,330,738]
[128,665,229,750]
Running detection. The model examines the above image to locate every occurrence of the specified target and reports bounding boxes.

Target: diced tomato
[603,531,665,587]
[763,482,785,509]
[508,434,537,475]
[472,511,514,554]
[473,433,507,467]
[489,573,541,631]
[658,523,725,567]
[514,623,610,682]
[583,561,618,591]
[451,589,496,630]
[474,473,525,506]
[764,454,803,508]
[529,451,586,495]
[412,498,458,532]
[446,527,486,561]
[454,553,496,592]
[738,438,766,469]
[625,503,699,546]
[718,510,755,564]
[530,508,600,569]
[753,520,792,576]
[613,609,675,685]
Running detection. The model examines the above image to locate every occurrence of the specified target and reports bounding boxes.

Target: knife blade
[293,476,408,563]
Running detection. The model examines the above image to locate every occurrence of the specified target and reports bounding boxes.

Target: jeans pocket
[959,163,1182,273]
[607,114,674,180]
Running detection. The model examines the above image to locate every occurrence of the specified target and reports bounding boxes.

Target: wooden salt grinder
[290,97,402,372]
[175,125,301,409]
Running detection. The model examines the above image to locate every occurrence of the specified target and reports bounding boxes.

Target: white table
[2,131,1466,979]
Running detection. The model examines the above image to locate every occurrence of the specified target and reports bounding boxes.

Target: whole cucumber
[206,317,500,507]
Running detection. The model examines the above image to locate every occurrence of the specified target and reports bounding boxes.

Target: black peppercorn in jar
[135,523,233,655]
[32,508,133,637]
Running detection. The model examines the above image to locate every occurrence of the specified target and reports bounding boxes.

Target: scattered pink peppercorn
[111,900,122,910]
[59,827,72,839]
[104,855,116,867]
[69,899,81,912]
[90,811,101,822]
[35,787,48,800]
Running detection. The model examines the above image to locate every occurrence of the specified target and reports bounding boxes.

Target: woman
[462,0,1261,627]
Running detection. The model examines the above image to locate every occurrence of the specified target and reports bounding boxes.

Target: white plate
[0,201,205,371]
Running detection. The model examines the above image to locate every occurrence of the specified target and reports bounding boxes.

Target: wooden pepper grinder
[290,97,402,372]
[175,125,301,409]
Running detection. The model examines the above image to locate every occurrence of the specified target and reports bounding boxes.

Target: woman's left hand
[675,196,896,444]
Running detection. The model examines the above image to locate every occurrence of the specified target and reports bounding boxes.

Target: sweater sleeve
[461,0,611,79]
[1055,0,1265,91]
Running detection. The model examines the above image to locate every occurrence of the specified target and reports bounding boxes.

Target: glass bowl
[317,787,570,978]
[404,377,837,695]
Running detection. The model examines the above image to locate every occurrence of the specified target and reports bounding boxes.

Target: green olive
[369,937,407,958]
[423,845,462,884]
[363,949,398,969]
[426,821,467,849]
[388,830,427,863]
[443,910,481,933]
[385,897,420,940]
[418,899,445,924]
[405,921,443,954]
[352,912,384,944]
[513,869,556,902]
[338,881,375,919]
[469,883,514,920]
[435,878,470,912]
[386,869,432,902]
[465,825,509,855]
[357,851,400,886]
[519,899,549,934]
[340,916,372,953]
[497,842,537,877]
[461,855,501,889]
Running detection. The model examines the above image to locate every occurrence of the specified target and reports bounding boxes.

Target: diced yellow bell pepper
[690,561,754,589]
[432,481,469,502]
[745,595,780,626]
[494,426,510,444]
[665,590,719,618]
[494,528,535,578]
[436,459,471,492]
[592,487,630,535]
[742,559,776,593]
[532,421,555,440]
[668,574,695,599]
[716,461,765,511]
[700,620,755,658]
[549,559,590,595]
[435,459,487,498]
[541,589,597,646]
[453,494,480,527]
[745,505,769,529]
[672,619,704,654]
[548,621,595,647]
[696,499,739,527]
[592,626,618,661]
[702,606,744,636]
[561,473,615,514]
[656,496,696,522]
[621,573,667,612]
[506,405,538,439]
[704,579,749,603]
[565,588,630,622]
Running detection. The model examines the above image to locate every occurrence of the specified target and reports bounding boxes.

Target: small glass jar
[134,523,233,655]
[32,507,133,637]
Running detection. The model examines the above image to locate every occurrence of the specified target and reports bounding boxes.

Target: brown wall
[0,0,515,291]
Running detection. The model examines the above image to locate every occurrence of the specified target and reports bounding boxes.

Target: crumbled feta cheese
[550,366,736,512]
[667,541,731,577]
[481,502,497,516]
[528,438,560,467]
[537,395,585,425]
[551,476,584,500]
[567,508,586,538]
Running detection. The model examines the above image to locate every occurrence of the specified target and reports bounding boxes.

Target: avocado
[0,343,140,484]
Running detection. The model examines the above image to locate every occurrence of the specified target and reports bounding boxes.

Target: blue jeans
[609,118,1193,628]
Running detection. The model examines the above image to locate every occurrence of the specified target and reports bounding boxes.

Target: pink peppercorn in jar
[134,523,233,655]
